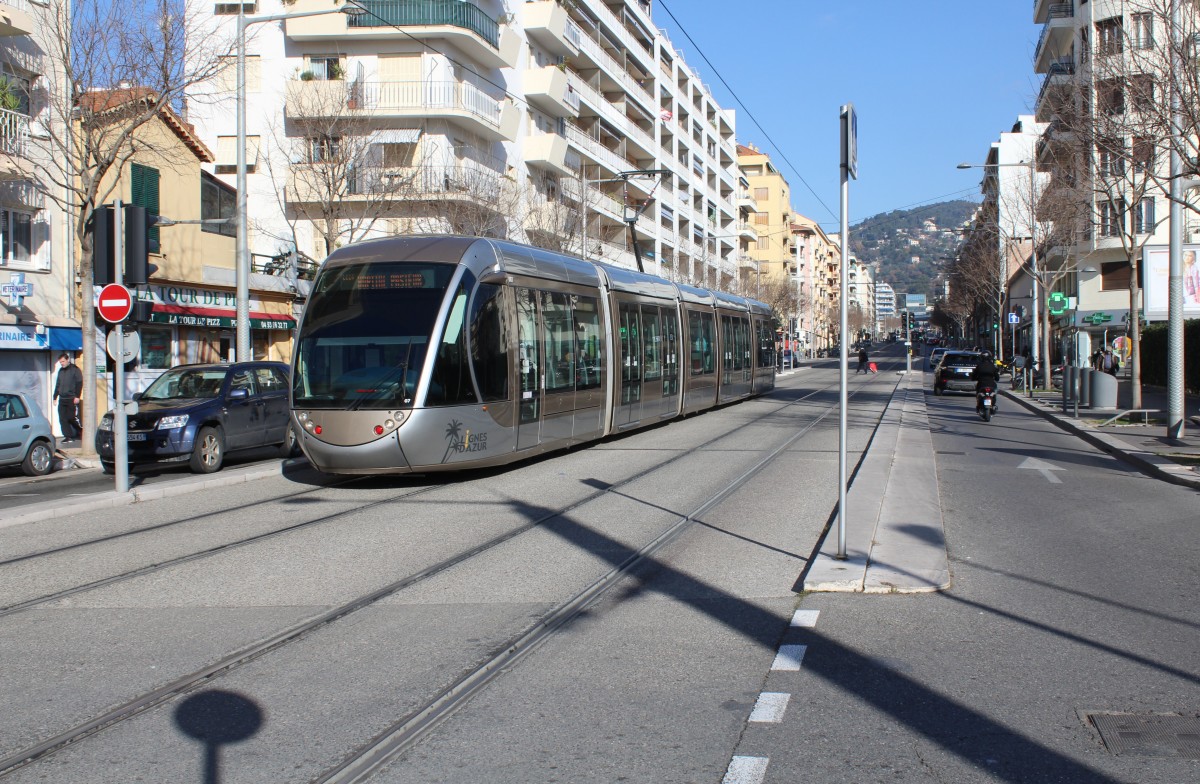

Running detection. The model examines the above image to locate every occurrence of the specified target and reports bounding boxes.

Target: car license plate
[982,399,992,407]
[127,432,147,441]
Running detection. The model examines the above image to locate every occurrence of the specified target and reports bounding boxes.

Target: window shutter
[33,213,50,271]
[131,163,161,252]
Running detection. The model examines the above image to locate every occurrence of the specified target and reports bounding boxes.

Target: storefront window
[140,327,172,369]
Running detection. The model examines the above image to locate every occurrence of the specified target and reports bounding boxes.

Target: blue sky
[655,0,1041,229]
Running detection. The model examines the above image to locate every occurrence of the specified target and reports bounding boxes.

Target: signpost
[97,283,134,324]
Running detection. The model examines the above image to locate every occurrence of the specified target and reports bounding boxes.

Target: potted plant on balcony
[299,70,315,81]
[0,76,22,112]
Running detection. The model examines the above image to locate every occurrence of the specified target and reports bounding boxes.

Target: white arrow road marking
[1018,456,1065,484]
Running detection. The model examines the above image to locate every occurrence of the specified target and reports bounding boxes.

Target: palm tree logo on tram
[442,419,470,463]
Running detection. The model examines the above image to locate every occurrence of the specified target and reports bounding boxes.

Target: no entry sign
[97,283,133,324]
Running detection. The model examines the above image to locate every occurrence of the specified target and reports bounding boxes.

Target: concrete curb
[0,460,303,531]
[804,374,951,594]
[1001,391,1200,491]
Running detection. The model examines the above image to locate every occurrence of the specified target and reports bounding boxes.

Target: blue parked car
[0,390,56,476]
[95,362,296,474]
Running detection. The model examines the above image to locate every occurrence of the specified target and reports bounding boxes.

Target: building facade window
[1134,196,1156,234]
[1096,17,1123,56]
[131,162,161,253]
[1131,12,1153,49]
[1099,200,1126,237]
[304,56,343,81]
[0,208,32,264]
[201,171,236,237]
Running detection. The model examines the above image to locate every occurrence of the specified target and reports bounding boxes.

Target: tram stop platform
[802,372,950,594]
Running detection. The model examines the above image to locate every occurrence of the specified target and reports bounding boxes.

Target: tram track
[0,364,899,779]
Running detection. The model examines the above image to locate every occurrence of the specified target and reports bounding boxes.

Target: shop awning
[48,326,82,351]
[150,304,296,331]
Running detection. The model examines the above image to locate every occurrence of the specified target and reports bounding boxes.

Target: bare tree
[1054,16,1174,407]
[521,173,585,255]
[264,78,420,257]
[25,0,231,454]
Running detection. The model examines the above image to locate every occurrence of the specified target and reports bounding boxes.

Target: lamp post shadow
[174,690,264,784]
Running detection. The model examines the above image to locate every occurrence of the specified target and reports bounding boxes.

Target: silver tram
[290,236,778,475]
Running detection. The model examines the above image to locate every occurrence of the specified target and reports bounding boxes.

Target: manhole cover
[1087,712,1200,758]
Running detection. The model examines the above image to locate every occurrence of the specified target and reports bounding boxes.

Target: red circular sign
[97,283,133,324]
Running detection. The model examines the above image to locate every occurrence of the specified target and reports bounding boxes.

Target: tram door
[616,303,641,428]
[661,308,680,413]
[516,287,543,450]
[640,305,664,419]
[539,290,575,445]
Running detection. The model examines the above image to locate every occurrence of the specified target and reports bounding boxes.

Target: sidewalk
[804,371,950,594]
[1002,376,1200,490]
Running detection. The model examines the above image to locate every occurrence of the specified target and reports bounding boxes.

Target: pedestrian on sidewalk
[1101,348,1120,377]
[53,352,82,443]
[856,346,869,374]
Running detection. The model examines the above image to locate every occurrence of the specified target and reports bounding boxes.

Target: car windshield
[141,368,227,400]
[943,354,980,367]
[292,260,456,409]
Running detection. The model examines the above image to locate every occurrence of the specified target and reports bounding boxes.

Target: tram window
[541,291,574,393]
[642,306,662,381]
[689,311,715,376]
[468,283,509,402]
[574,295,602,390]
[427,272,478,407]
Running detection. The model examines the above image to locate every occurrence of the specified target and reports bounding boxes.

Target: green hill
[850,200,978,301]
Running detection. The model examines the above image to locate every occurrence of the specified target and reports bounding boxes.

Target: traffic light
[89,205,116,285]
[124,204,161,285]
[86,204,160,285]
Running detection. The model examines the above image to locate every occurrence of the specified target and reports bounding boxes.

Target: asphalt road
[3,349,1193,783]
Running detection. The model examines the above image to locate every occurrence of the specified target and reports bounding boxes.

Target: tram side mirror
[478,267,507,285]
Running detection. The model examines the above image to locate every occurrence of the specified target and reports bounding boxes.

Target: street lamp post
[236,2,365,362]
[958,160,1045,387]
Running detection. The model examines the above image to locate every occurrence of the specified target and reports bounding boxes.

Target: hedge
[1139,319,1199,393]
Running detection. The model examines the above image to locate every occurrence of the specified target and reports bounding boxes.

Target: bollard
[1079,367,1092,408]
[1072,371,1079,417]
[1062,366,1074,410]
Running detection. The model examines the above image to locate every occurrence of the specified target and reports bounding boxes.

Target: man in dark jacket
[971,351,999,414]
[856,346,869,374]
[53,353,82,441]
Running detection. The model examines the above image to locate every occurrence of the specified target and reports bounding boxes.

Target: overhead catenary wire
[657,0,839,223]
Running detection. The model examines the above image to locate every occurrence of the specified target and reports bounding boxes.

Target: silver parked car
[0,391,56,476]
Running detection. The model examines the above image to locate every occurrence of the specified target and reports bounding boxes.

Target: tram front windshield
[293,261,456,409]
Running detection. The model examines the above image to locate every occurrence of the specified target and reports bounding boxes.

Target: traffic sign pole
[113,200,128,494]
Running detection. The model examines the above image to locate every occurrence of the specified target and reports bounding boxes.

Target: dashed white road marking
[748,692,790,723]
[771,644,806,671]
[722,755,769,784]
[790,609,819,627]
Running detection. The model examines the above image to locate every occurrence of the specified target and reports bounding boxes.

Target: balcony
[285,79,515,141]
[289,163,503,206]
[0,0,32,37]
[287,0,518,69]
[524,132,572,177]
[522,0,581,57]
[525,66,580,118]
[0,108,32,180]
[1034,3,1075,73]
[737,222,758,241]
[1035,58,1075,122]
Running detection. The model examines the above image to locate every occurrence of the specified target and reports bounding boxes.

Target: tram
[290,236,778,475]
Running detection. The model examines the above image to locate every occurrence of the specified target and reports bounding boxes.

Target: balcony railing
[1034,4,1074,64]
[0,107,29,156]
[344,163,503,201]
[348,0,499,48]
[347,80,501,125]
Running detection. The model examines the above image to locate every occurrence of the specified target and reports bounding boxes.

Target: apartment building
[186,0,742,289]
[0,0,75,422]
[875,281,896,330]
[964,115,1047,355]
[737,143,792,284]
[847,255,875,339]
[1031,0,1180,359]
[791,215,840,352]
